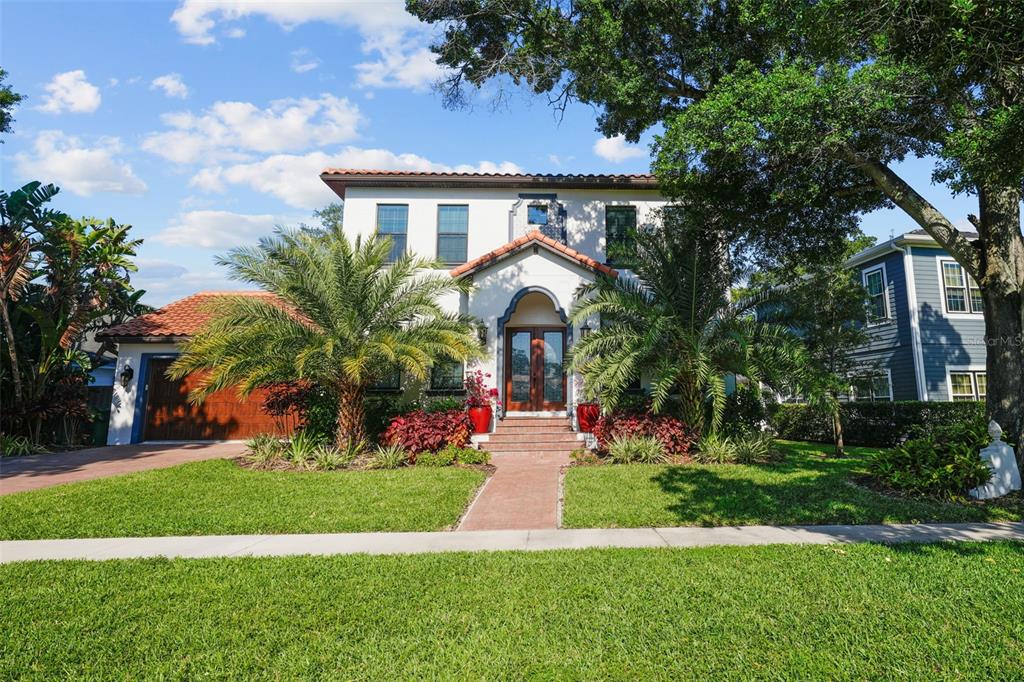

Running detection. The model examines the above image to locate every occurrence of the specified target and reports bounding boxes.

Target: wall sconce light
[579,323,591,339]
[476,323,488,346]
[120,365,134,388]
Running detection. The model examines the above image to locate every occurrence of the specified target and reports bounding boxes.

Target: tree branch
[838,145,980,275]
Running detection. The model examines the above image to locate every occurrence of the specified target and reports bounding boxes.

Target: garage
[140,357,297,441]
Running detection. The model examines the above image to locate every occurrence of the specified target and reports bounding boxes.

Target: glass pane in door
[510,331,532,403]
[542,331,564,403]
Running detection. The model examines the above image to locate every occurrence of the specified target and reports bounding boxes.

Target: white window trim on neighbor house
[946,366,987,401]
[861,263,891,326]
[936,257,984,319]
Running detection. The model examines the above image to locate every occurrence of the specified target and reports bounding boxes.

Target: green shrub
[570,448,602,466]
[722,384,775,437]
[415,447,457,467]
[452,447,490,465]
[869,419,993,500]
[733,431,776,464]
[0,434,48,457]
[696,433,738,464]
[285,430,324,468]
[771,401,986,447]
[365,396,411,443]
[607,435,667,464]
[311,445,346,471]
[423,396,465,413]
[368,444,409,470]
[244,433,285,467]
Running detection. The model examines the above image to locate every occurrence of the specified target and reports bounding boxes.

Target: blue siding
[852,251,919,400]
[909,246,987,400]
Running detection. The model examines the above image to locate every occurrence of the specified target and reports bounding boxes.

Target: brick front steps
[478,417,583,455]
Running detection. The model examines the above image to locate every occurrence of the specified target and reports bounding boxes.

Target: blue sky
[2,1,978,306]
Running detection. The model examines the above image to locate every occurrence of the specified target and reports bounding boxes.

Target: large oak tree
[409,0,1024,448]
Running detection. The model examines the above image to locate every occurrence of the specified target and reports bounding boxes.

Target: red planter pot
[577,403,600,433]
[468,405,493,434]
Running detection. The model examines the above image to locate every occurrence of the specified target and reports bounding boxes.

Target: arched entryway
[499,289,569,413]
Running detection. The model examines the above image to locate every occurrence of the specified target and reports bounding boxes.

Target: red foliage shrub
[381,409,471,455]
[592,412,697,457]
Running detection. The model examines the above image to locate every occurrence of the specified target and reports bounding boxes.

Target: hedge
[770,401,985,447]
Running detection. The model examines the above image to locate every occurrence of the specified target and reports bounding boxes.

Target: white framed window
[849,370,893,402]
[948,369,986,401]
[436,205,468,264]
[862,265,890,324]
[938,259,983,316]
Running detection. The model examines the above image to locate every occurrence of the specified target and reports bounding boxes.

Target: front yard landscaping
[0,459,485,539]
[3,542,1023,678]
[563,441,1024,528]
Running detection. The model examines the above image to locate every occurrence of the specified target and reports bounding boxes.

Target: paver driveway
[0,442,246,495]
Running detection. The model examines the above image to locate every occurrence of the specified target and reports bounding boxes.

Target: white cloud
[14,130,147,196]
[192,149,523,210]
[36,70,101,114]
[593,135,647,163]
[353,44,442,91]
[224,27,246,39]
[153,210,286,249]
[151,73,189,99]
[169,1,442,91]
[141,94,363,164]
[290,48,320,74]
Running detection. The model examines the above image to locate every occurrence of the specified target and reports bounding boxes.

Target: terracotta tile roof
[97,291,283,340]
[450,230,618,278]
[320,168,657,199]
[321,168,655,180]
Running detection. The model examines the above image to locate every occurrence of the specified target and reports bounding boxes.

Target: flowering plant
[465,369,498,407]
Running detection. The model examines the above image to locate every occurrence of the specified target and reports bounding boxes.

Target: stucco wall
[107,342,180,445]
[341,185,666,266]
[463,248,601,411]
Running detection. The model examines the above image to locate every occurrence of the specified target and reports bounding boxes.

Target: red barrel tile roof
[97,291,282,340]
[450,230,618,278]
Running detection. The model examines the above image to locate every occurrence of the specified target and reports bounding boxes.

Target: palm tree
[170,226,482,449]
[569,214,809,434]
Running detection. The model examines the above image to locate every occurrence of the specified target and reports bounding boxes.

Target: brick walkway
[0,442,246,495]
[459,417,578,530]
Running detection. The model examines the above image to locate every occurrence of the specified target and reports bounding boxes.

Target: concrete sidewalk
[3,522,1022,563]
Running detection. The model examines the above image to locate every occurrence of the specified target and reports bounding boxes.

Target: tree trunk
[0,301,22,404]
[335,381,367,450]
[677,377,706,434]
[831,408,845,458]
[977,187,1024,462]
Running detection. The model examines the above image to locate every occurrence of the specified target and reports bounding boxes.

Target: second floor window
[605,206,637,266]
[430,360,464,391]
[437,205,468,264]
[376,204,408,263]
[527,204,549,226]
[950,371,986,401]
[862,266,888,323]
[941,260,983,314]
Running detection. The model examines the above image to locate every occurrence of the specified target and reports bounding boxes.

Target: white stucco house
[98,169,664,444]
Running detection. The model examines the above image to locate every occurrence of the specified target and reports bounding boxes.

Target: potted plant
[577,401,600,433]
[465,370,497,434]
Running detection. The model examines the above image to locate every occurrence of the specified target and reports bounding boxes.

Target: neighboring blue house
[845,229,987,403]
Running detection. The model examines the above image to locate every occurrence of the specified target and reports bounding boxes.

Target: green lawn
[0,459,485,539]
[563,441,1024,528]
[2,543,1023,679]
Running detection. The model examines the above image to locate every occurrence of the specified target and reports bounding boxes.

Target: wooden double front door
[504,327,566,411]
